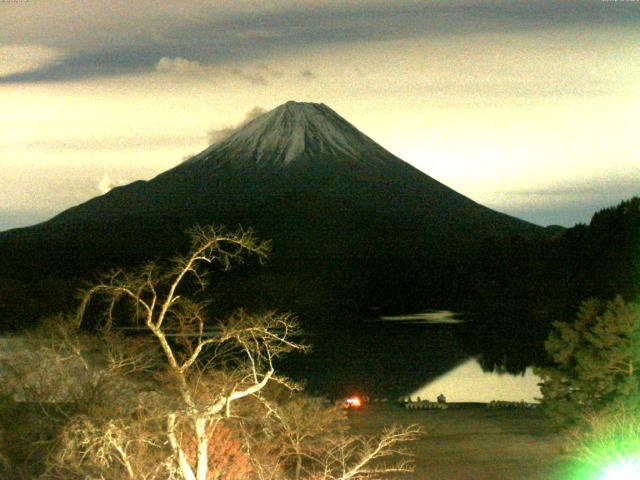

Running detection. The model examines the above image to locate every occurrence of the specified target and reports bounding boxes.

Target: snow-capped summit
[184,101,402,169]
[0,100,543,293]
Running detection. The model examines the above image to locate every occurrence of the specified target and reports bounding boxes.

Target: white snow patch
[190,101,402,168]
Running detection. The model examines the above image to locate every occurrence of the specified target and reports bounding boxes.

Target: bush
[535,296,640,427]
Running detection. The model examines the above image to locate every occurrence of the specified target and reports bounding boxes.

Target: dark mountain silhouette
[0,101,546,321]
[5,100,620,395]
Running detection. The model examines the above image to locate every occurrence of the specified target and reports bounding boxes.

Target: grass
[347,403,574,480]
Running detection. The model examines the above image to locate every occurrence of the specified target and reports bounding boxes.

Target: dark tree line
[461,197,640,372]
[1,197,638,381]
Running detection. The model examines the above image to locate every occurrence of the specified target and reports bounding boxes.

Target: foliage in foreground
[0,225,420,480]
[536,295,640,477]
[567,407,640,472]
[535,295,640,427]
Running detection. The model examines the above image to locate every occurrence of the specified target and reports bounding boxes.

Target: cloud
[4,135,202,152]
[0,208,59,232]
[498,177,640,201]
[97,173,131,194]
[0,44,64,77]
[490,175,640,223]
[207,106,266,145]
[489,176,640,227]
[155,56,268,85]
[155,56,210,75]
[2,2,636,83]
[256,63,284,77]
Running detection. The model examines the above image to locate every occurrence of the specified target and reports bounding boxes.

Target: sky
[1,0,639,231]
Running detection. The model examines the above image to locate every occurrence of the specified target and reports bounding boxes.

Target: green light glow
[560,402,640,480]
[599,460,640,480]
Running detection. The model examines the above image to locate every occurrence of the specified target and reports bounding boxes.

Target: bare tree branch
[5,225,420,480]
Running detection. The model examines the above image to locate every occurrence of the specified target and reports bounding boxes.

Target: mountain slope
[0,101,543,310]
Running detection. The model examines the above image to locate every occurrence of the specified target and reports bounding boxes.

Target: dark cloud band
[2,1,638,84]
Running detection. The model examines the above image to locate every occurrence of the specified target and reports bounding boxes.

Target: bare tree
[275,396,348,480]
[2,225,421,480]
[242,396,422,480]
[0,314,162,480]
[315,424,422,480]
[74,225,308,480]
[237,393,348,480]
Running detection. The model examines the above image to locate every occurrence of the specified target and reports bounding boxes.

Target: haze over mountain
[0,101,545,311]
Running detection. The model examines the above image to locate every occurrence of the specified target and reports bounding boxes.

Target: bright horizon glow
[1,1,639,231]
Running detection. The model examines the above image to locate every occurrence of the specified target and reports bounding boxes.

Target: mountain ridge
[0,101,544,314]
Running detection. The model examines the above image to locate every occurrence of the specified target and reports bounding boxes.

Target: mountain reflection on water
[280,308,547,400]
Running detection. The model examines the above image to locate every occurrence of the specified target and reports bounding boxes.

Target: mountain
[184,99,403,168]
[0,101,544,314]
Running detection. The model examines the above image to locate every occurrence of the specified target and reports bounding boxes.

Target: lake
[280,309,544,401]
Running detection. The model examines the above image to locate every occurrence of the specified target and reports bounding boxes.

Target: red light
[346,396,361,407]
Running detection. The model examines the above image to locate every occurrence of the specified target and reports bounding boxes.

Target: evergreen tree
[536,296,640,426]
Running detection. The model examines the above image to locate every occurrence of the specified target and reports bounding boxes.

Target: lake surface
[280,309,544,400]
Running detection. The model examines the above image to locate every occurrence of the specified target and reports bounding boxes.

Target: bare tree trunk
[168,413,197,480]
[195,417,209,480]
